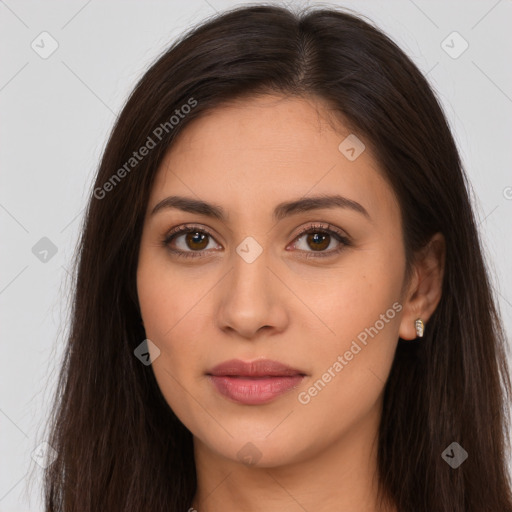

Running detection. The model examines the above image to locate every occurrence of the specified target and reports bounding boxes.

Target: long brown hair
[41,4,512,511]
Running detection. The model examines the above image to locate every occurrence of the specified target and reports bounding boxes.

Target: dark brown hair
[41,3,512,511]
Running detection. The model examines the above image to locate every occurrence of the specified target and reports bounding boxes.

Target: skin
[136,94,445,512]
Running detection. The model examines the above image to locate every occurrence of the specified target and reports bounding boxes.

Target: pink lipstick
[207,359,305,405]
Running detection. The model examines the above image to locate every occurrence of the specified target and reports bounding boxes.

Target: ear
[398,232,446,340]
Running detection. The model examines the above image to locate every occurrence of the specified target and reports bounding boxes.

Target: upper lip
[207,359,305,377]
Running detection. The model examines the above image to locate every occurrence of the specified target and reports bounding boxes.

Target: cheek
[292,245,403,408]
[137,250,210,346]
[136,254,214,394]
[137,262,211,431]
[291,296,401,450]
[293,243,404,343]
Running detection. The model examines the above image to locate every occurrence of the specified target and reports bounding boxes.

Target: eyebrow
[150,194,371,222]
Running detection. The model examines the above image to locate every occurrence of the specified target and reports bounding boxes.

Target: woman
[42,4,512,511]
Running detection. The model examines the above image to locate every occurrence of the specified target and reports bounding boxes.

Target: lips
[207,359,306,405]
[208,359,305,378]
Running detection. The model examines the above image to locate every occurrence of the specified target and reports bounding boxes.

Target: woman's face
[137,94,411,467]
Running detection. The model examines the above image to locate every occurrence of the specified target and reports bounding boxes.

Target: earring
[415,318,424,338]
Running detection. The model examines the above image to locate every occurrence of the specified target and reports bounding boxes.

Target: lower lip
[208,375,304,405]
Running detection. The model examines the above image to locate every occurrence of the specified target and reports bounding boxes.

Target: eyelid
[291,222,350,243]
[164,223,217,240]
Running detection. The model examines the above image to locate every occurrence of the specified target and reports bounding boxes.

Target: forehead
[149,94,400,227]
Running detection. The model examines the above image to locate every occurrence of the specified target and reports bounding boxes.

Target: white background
[1,1,511,510]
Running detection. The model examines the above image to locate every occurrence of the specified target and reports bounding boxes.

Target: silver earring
[415,318,424,338]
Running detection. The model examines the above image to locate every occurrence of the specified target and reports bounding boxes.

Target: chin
[194,428,314,469]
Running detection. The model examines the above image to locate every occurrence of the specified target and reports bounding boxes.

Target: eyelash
[161,223,352,260]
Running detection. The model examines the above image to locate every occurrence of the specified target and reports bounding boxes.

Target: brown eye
[290,224,351,258]
[163,226,221,259]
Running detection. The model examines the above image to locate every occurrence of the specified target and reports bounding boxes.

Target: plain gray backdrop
[1,1,511,510]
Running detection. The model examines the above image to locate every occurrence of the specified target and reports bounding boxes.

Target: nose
[215,247,289,341]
